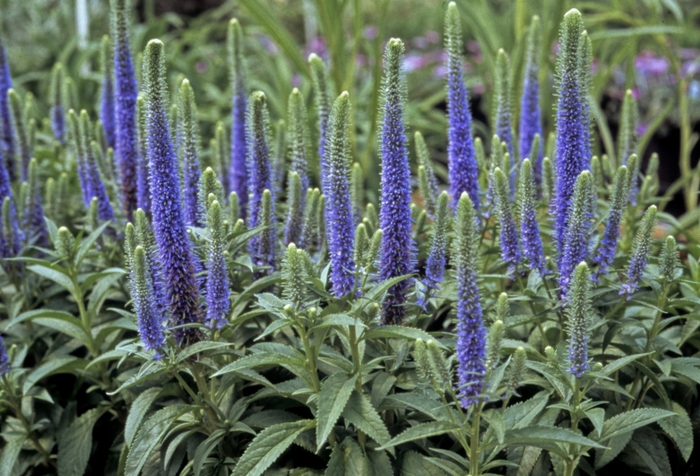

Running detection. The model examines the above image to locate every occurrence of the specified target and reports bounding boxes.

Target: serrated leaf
[401,451,446,476]
[58,408,104,476]
[377,421,461,450]
[496,427,605,456]
[368,449,393,476]
[585,408,605,439]
[342,391,391,446]
[595,430,632,470]
[601,353,652,376]
[124,387,161,446]
[316,372,359,451]
[0,433,25,476]
[125,405,185,476]
[212,352,305,377]
[194,429,226,476]
[628,428,672,476]
[657,402,693,461]
[325,437,369,476]
[597,408,675,443]
[231,420,311,476]
[27,263,75,291]
[503,392,548,430]
[176,342,234,363]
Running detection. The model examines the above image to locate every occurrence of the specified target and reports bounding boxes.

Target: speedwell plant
[0,1,698,475]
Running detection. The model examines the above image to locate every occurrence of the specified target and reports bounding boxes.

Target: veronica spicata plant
[0,4,697,476]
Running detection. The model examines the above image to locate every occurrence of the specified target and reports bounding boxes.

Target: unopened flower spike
[566,262,591,378]
[284,171,304,245]
[415,131,438,217]
[252,189,276,275]
[49,63,66,144]
[618,89,638,167]
[660,235,679,284]
[179,79,202,227]
[299,187,320,251]
[558,171,592,298]
[246,91,273,227]
[0,151,21,259]
[494,49,514,165]
[213,122,229,190]
[0,41,16,181]
[144,39,203,344]
[495,292,509,324]
[229,191,239,224]
[621,205,657,297]
[68,109,93,207]
[592,165,628,282]
[99,35,116,150]
[282,243,310,308]
[507,346,527,392]
[518,159,547,276]
[80,111,115,221]
[287,88,310,196]
[493,167,521,274]
[271,119,286,194]
[366,228,382,274]
[55,226,75,259]
[542,156,555,202]
[454,192,486,408]
[206,199,230,330]
[424,191,449,290]
[131,245,165,358]
[8,89,31,181]
[426,340,452,388]
[23,159,48,247]
[553,9,589,252]
[135,94,151,214]
[228,19,248,216]
[133,208,168,316]
[353,223,370,270]
[324,92,355,296]
[309,53,332,190]
[379,38,414,325]
[110,0,140,220]
[445,2,479,209]
[198,168,224,221]
[486,320,504,371]
[578,31,593,170]
[519,16,544,182]
[413,338,431,382]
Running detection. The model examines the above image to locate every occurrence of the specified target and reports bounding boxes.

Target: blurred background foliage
[1,0,699,216]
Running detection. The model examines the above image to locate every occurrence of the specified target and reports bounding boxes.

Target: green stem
[469,403,482,476]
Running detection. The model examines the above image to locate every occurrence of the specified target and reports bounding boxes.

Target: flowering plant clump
[1,2,699,476]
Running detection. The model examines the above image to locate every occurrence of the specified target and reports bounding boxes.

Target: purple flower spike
[324,92,356,297]
[553,9,590,252]
[228,19,248,218]
[111,0,140,220]
[246,92,274,232]
[136,94,151,214]
[454,192,486,408]
[0,151,21,260]
[620,205,657,298]
[49,63,66,144]
[424,191,449,290]
[0,41,16,181]
[0,334,9,376]
[519,16,544,182]
[131,245,165,358]
[593,166,628,282]
[205,200,230,329]
[379,39,414,325]
[144,39,203,344]
[558,171,592,299]
[493,167,521,275]
[518,159,547,276]
[100,35,117,150]
[445,2,479,209]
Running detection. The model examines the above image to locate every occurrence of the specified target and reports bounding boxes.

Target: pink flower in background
[636,123,648,136]
[291,74,301,88]
[425,30,439,44]
[364,26,378,40]
[256,34,278,54]
[630,88,640,100]
[196,61,207,73]
[635,52,669,75]
[305,36,327,58]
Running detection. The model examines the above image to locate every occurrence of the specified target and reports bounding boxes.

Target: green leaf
[325,437,370,476]
[23,356,86,394]
[400,451,446,476]
[212,352,305,377]
[27,263,75,291]
[364,326,441,346]
[368,449,394,476]
[595,430,632,469]
[503,392,548,430]
[585,408,606,439]
[497,427,605,455]
[124,387,161,446]
[597,408,675,443]
[628,428,672,476]
[316,372,359,451]
[58,408,104,476]
[657,402,693,461]
[589,25,684,40]
[360,274,414,303]
[0,433,25,476]
[194,429,226,476]
[176,342,234,363]
[342,390,391,446]
[231,420,312,476]
[125,405,186,476]
[376,421,461,450]
[76,221,111,265]
[600,353,652,376]
[312,313,367,330]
